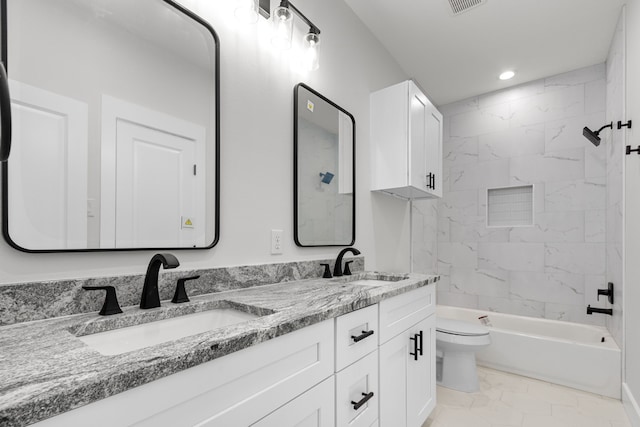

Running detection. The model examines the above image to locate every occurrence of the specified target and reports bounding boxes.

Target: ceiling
[344,0,626,106]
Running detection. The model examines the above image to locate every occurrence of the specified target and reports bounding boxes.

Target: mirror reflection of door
[7,80,88,249]
[100,96,205,248]
[2,0,219,251]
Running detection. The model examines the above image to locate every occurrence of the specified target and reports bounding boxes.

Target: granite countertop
[0,271,439,426]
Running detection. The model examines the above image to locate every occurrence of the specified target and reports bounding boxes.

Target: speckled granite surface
[0,257,364,326]
[0,267,438,426]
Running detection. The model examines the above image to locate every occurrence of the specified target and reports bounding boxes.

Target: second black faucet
[140,253,180,309]
[333,247,361,277]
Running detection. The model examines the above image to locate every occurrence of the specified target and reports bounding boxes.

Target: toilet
[436,317,491,393]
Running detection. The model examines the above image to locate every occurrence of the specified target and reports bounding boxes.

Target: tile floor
[423,367,631,427]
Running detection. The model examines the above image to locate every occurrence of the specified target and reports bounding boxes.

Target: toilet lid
[436,317,489,336]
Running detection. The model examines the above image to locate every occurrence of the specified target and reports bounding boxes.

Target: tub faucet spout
[586,305,613,316]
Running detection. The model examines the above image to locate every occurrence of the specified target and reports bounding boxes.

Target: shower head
[582,127,601,146]
[582,122,613,147]
[319,172,334,184]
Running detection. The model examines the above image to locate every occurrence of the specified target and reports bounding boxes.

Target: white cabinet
[32,320,335,427]
[252,377,335,427]
[32,286,437,427]
[335,305,379,427]
[370,80,443,199]
[378,287,436,427]
[335,350,379,427]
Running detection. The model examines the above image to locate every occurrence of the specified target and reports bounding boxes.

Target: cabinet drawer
[335,304,378,371]
[251,376,335,427]
[378,286,435,344]
[335,350,379,427]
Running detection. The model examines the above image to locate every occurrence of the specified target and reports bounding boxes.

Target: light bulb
[499,70,515,80]
[234,0,259,24]
[303,32,320,71]
[271,6,293,49]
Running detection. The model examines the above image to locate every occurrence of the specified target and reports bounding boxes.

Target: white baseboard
[623,383,640,427]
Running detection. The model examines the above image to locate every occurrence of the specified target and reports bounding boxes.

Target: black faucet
[586,305,613,316]
[333,247,361,277]
[140,253,180,309]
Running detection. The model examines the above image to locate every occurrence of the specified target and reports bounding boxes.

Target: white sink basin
[78,309,259,355]
[345,273,409,287]
[348,279,391,287]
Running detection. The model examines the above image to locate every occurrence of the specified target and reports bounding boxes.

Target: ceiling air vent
[447,0,487,15]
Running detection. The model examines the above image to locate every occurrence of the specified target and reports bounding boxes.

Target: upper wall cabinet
[370,80,442,199]
[1,0,220,251]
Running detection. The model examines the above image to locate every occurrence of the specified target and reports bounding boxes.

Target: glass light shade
[234,0,259,23]
[303,32,320,71]
[271,6,293,49]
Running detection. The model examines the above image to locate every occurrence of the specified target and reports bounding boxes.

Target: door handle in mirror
[0,62,12,162]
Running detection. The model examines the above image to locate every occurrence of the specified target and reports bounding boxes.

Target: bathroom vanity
[0,270,438,427]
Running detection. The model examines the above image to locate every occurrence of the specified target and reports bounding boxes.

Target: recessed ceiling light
[499,70,515,80]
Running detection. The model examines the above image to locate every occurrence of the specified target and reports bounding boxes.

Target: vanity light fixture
[237,0,322,71]
[499,70,515,80]
[270,0,322,70]
[234,0,259,23]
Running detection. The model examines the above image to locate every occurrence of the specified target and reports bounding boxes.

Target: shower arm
[595,122,613,136]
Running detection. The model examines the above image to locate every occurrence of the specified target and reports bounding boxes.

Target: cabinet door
[252,377,335,427]
[335,350,379,427]
[379,330,409,427]
[425,103,443,198]
[379,314,436,427]
[408,81,428,193]
[407,315,436,427]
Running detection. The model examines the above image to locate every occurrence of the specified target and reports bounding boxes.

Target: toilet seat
[436,318,489,337]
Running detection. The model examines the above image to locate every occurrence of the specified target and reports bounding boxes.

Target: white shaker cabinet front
[252,377,335,427]
[378,286,436,427]
[370,80,443,199]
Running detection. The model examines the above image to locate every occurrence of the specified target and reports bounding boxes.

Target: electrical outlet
[271,229,283,255]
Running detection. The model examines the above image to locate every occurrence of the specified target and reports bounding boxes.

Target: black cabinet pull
[409,331,425,360]
[82,286,123,316]
[351,330,374,343]
[0,63,12,162]
[431,173,435,190]
[351,392,374,411]
[409,334,418,360]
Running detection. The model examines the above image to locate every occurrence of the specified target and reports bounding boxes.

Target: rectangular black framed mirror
[1,0,220,252]
[294,83,355,247]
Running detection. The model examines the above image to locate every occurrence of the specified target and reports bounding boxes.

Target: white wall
[0,0,410,283]
[624,0,640,423]
[431,65,609,326]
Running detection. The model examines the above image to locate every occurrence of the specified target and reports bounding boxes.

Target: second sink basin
[78,308,260,355]
[341,272,409,287]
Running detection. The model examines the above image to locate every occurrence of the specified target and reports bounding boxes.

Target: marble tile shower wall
[605,12,625,346]
[430,64,609,326]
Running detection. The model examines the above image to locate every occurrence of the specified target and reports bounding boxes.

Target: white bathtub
[437,305,621,398]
